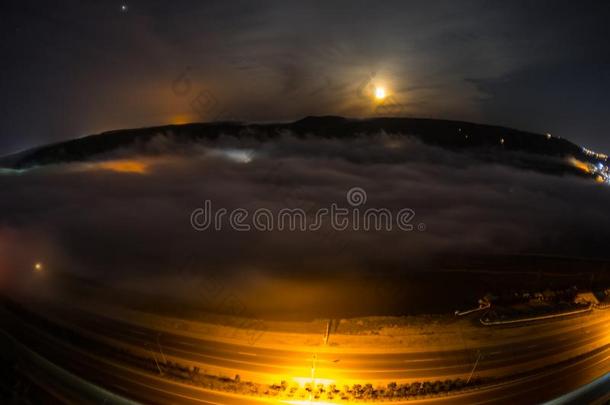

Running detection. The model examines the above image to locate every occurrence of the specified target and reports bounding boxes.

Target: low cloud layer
[1,132,609,316]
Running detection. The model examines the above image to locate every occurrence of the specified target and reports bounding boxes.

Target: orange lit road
[29,303,610,382]
[1,299,609,404]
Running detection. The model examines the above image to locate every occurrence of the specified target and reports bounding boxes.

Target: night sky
[1,0,609,155]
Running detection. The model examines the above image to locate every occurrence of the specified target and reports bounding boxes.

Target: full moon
[375,86,386,100]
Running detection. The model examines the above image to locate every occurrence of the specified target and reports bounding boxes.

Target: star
[120,4,128,12]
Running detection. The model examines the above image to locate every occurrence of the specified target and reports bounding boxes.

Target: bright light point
[34,262,43,272]
[121,4,128,12]
[374,87,386,100]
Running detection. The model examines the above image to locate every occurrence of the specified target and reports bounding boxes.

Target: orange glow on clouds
[96,160,149,174]
[171,114,194,125]
[568,157,592,174]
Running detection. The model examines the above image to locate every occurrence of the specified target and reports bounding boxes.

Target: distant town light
[582,146,608,161]
[34,262,43,272]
